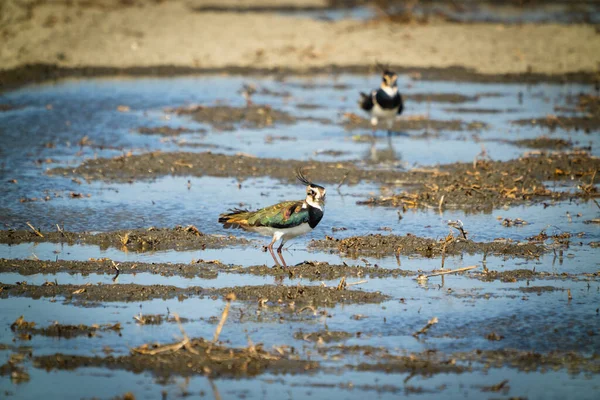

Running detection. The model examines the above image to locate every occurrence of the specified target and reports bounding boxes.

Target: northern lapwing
[218,169,326,268]
[359,68,404,135]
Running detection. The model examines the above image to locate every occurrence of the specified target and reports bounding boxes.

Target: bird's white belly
[251,223,313,241]
[372,103,398,119]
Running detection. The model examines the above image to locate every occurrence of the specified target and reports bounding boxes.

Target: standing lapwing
[359,67,404,135]
[218,169,326,268]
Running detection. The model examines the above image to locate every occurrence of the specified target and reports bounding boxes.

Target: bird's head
[296,169,326,211]
[381,70,398,88]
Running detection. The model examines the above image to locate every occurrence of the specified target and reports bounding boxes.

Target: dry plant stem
[26,222,43,237]
[212,293,236,344]
[298,305,317,315]
[413,317,439,337]
[132,339,188,355]
[337,171,349,190]
[209,379,222,400]
[346,280,368,286]
[174,313,199,355]
[424,265,477,279]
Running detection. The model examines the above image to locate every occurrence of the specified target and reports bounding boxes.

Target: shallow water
[1,74,599,398]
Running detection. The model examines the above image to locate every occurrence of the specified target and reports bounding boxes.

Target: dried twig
[337,171,349,190]
[417,266,477,282]
[346,280,368,286]
[336,277,347,291]
[482,379,509,392]
[413,317,438,337]
[298,305,317,315]
[26,222,43,238]
[133,340,187,355]
[209,379,222,400]
[440,232,454,269]
[174,313,199,355]
[212,293,236,343]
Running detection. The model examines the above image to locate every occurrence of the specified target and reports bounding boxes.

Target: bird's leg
[387,118,394,136]
[276,241,288,268]
[267,237,281,268]
[370,117,378,138]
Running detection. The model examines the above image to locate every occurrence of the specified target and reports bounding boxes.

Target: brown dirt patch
[169,104,297,131]
[0,282,388,306]
[11,316,122,339]
[0,258,415,281]
[511,137,573,150]
[310,234,544,259]
[405,93,478,103]
[454,349,600,374]
[358,152,600,212]
[0,226,251,251]
[137,126,206,136]
[33,337,318,378]
[294,330,353,343]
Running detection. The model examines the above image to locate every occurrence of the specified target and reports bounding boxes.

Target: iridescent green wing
[247,200,308,228]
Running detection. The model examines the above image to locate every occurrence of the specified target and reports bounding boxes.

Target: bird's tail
[218,208,251,229]
[359,92,374,111]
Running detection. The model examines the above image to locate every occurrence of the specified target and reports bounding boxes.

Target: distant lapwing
[218,169,326,268]
[359,68,404,135]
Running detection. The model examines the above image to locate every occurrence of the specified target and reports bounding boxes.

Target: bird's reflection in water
[364,134,404,165]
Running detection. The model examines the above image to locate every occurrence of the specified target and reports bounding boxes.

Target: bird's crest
[295,168,324,190]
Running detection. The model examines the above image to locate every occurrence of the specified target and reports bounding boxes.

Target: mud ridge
[0,226,252,251]
[11,316,122,339]
[0,257,415,281]
[358,152,600,211]
[0,282,388,306]
[169,104,297,131]
[310,234,545,259]
[33,337,318,378]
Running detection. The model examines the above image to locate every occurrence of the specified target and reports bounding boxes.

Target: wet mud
[358,152,600,211]
[310,234,544,259]
[511,137,574,150]
[404,93,479,104]
[34,337,318,378]
[169,104,297,131]
[454,349,600,374]
[0,282,388,306]
[11,316,122,339]
[137,126,206,136]
[294,330,353,343]
[0,227,252,252]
